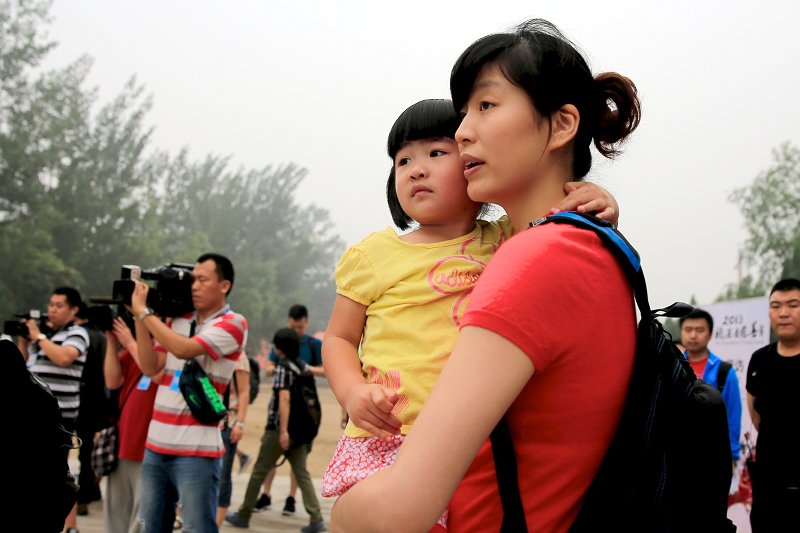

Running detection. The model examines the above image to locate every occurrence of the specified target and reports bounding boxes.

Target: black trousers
[75,424,101,504]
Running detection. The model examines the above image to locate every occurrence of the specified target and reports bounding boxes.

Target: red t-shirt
[449,223,637,533]
[688,358,708,379]
[117,350,157,462]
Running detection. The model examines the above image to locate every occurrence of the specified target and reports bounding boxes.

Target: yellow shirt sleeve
[335,244,380,306]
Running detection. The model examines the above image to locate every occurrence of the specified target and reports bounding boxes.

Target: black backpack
[278,358,322,447]
[491,212,735,533]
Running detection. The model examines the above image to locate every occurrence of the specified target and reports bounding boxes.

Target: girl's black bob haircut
[386,99,461,230]
[450,19,640,179]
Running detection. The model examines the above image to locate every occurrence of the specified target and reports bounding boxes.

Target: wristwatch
[137,307,155,321]
[36,333,47,342]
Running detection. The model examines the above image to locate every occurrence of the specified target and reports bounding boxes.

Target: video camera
[3,310,51,337]
[93,263,195,318]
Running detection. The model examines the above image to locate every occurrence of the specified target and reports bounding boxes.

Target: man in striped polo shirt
[132,253,247,533]
[20,286,89,533]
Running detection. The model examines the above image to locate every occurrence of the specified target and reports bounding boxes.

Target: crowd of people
[5,17,799,533]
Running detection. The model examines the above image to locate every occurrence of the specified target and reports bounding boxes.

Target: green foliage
[0,0,343,344]
[716,274,769,303]
[728,142,800,291]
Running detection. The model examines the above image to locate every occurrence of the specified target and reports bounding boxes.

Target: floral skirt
[323,434,448,529]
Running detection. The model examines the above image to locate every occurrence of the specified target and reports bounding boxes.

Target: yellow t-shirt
[337,217,512,437]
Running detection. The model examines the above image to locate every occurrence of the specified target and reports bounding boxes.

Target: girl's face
[455,64,551,205]
[394,137,479,226]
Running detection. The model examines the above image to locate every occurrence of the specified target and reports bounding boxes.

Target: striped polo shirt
[145,305,248,458]
[28,322,89,421]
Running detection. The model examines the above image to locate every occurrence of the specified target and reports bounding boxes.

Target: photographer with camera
[17,286,89,533]
[131,253,248,533]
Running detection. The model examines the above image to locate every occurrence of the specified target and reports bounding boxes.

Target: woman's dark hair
[385,99,490,230]
[450,19,640,179]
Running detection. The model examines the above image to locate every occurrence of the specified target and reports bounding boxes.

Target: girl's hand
[345,383,403,439]
[279,430,290,451]
[550,181,620,226]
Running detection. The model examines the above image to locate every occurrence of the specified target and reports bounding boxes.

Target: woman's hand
[345,383,403,439]
[112,317,135,349]
[551,181,620,226]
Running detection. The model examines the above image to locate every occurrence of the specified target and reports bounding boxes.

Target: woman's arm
[103,330,125,390]
[331,326,534,533]
[323,295,402,437]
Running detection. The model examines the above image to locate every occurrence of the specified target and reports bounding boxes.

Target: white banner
[704,296,770,379]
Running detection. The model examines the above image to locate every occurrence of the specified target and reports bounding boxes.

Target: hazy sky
[44,0,799,308]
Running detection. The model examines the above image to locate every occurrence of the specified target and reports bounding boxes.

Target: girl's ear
[548,104,579,151]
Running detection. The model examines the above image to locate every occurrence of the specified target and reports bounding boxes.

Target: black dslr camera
[3,310,51,337]
[109,263,195,317]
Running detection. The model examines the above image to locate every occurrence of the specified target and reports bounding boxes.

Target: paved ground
[75,474,335,532]
[71,378,342,532]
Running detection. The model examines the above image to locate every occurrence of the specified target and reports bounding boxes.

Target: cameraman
[131,253,248,533]
[18,286,89,533]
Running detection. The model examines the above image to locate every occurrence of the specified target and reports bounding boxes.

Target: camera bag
[179,358,228,424]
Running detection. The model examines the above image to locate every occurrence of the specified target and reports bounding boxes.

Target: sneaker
[65,529,80,533]
[301,522,328,533]
[77,503,89,516]
[224,512,250,528]
[253,493,271,513]
[282,495,296,516]
[239,452,252,474]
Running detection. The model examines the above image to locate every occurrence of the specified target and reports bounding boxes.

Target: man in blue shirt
[256,304,324,516]
[680,308,742,466]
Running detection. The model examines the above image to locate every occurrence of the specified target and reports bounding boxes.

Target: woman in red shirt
[332,18,641,533]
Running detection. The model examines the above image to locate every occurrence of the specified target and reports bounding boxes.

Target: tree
[149,153,342,342]
[1,0,158,316]
[723,142,800,299]
[0,0,343,346]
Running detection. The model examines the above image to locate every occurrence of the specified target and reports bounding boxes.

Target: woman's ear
[548,104,579,151]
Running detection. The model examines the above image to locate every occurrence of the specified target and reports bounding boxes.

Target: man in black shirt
[746,278,800,532]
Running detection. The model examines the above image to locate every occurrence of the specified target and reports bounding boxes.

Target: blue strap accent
[549,212,641,273]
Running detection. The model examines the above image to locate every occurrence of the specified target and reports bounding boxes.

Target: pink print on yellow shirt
[427,255,487,295]
[368,367,410,415]
[428,255,488,326]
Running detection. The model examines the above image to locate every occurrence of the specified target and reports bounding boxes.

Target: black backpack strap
[716,361,731,393]
[490,418,528,533]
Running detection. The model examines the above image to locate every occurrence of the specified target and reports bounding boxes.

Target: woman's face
[455,64,551,205]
